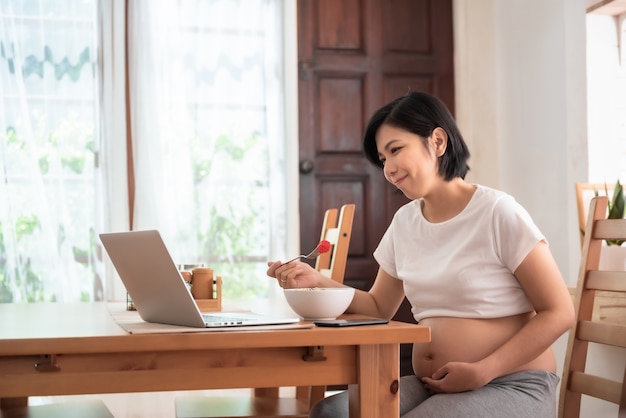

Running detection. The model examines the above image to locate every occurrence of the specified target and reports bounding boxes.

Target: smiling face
[375,123,447,200]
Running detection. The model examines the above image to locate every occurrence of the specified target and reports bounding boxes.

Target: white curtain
[126,0,288,304]
[0,0,100,302]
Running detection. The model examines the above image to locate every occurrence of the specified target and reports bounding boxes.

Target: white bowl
[283,287,355,320]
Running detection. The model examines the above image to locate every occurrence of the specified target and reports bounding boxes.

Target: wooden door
[297,0,454,375]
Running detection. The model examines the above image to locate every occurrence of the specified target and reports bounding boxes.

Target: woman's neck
[421,179,476,223]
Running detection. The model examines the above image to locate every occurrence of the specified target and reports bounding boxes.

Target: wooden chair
[0,400,113,418]
[175,203,356,418]
[575,182,617,246]
[558,196,626,418]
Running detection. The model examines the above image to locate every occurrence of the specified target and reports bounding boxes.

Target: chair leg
[0,398,28,410]
[617,367,626,418]
[310,386,326,406]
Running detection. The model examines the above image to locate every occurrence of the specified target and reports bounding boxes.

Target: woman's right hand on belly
[421,360,491,393]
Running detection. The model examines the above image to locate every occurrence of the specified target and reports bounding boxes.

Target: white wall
[453,0,588,288]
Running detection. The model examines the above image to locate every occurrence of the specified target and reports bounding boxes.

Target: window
[0,0,99,302]
[1,0,289,305]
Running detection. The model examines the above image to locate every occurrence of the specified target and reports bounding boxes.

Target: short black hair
[363,92,470,180]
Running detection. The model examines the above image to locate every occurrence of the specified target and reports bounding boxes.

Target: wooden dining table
[0,302,430,418]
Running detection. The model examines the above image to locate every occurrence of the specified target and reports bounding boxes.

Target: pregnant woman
[267,91,574,418]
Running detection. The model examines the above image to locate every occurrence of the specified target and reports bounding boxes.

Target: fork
[281,240,331,266]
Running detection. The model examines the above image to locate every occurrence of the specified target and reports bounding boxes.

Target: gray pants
[309,370,559,418]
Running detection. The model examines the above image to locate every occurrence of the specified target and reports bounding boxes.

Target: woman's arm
[346,267,406,319]
[266,261,406,319]
[484,240,574,366]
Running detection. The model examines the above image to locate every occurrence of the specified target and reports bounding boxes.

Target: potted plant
[605,179,625,246]
[596,180,626,270]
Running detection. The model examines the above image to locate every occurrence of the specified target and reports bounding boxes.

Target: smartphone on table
[313,318,389,327]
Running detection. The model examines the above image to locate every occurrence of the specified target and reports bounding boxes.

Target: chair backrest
[315,203,355,284]
[575,182,617,246]
[559,196,626,418]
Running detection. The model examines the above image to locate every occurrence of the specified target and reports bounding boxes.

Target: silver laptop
[99,230,300,328]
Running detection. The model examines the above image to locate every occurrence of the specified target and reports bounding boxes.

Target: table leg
[348,343,399,418]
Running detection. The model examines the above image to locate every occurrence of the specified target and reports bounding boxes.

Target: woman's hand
[421,362,491,393]
[266,260,334,289]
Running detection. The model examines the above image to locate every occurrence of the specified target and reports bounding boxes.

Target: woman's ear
[431,127,448,157]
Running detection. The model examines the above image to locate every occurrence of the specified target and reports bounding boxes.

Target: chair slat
[569,371,623,404]
[577,321,626,348]
[315,208,338,273]
[587,271,626,292]
[593,219,626,240]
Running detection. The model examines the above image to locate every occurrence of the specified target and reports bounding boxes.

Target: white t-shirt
[374,185,544,322]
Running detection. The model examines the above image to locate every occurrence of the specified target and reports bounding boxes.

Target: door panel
[298,0,454,376]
